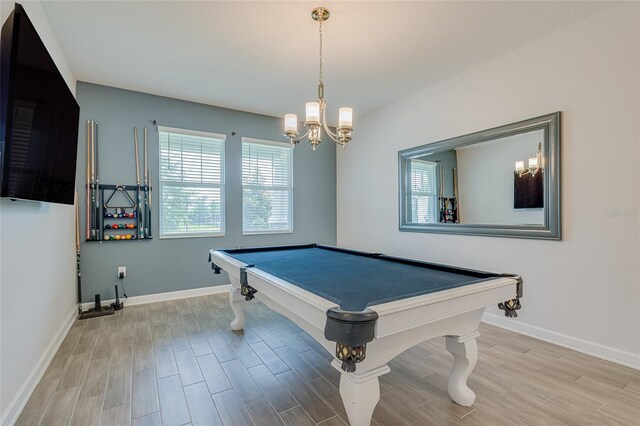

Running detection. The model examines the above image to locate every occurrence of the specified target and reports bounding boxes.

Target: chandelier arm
[320,103,340,141]
[322,120,340,143]
[295,129,312,143]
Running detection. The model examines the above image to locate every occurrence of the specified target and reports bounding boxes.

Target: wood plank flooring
[16,294,640,425]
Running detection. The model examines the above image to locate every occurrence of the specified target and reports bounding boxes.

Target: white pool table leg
[229,286,245,331]
[338,364,390,426]
[445,331,480,406]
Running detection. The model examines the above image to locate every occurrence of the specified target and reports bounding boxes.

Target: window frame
[241,137,294,235]
[158,126,227,239]
[408,159,438,224]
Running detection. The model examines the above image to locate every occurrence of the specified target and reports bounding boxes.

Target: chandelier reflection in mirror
[515,142,543,177]
[283,7,353,150]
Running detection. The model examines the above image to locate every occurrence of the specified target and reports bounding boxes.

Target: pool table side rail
[376,253,502,279]
[369,276,519,315]
[219,243,318,255]
[372,276,518,338]
[319,245,517,281]
[220,243,377,259]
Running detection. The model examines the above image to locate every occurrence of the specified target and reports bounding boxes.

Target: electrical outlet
[118,266,126,278]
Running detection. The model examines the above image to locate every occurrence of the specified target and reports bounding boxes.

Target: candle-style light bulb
[338,107,353,128]
[515,161,525,172]
[306,102,320,123]
[529,157,538,169]
[284,114,297,133]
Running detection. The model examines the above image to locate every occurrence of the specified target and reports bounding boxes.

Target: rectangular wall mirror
[399,112,561,239]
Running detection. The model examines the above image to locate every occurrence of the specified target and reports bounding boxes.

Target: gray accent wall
[76,82,336,302]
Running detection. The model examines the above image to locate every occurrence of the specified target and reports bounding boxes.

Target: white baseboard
[1,307,78,426]
[482,312,640,370]
[80,284,230,311]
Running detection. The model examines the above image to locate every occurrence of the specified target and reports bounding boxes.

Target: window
[242,137,293,234]
[409,160,438,224]
[158,127,225,238]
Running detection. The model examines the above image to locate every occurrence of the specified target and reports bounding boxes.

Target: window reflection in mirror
[408,159,438,223]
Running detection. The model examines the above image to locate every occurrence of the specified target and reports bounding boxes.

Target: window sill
[242,230,294,236]
[159,232,226,240]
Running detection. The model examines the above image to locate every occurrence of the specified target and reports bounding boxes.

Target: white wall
[456,131,544,225]
[337,4,640,367]
[0,1,77,424]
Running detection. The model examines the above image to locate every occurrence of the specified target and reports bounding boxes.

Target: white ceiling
[42,1,613,123]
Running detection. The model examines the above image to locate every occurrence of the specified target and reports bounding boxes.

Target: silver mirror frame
[399,112,561,240]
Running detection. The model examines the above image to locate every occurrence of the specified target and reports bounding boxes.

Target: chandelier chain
[319,17,323,85]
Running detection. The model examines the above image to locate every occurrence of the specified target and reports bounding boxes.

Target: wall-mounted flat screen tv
[1,3,79,205]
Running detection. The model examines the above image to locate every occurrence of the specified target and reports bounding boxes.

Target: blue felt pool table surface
[220,245,499,312]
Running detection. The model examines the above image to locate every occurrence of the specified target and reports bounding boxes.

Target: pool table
[209,244,522,425]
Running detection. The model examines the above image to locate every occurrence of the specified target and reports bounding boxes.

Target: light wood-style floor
[16,293,640,426]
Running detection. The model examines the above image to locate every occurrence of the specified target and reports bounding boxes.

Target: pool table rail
[371,275,518,338]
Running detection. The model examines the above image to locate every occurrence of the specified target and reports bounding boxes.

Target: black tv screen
[1,3,79,205]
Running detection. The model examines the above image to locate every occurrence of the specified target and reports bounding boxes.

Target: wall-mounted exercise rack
[85,120,153,242]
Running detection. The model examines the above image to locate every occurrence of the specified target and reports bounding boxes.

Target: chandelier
[283,7,353,150]
[515,143,543,177]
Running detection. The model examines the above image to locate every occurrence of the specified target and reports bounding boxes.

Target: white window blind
[158,127,226,238]
[409,160,438,224]
[242,138,293,234]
